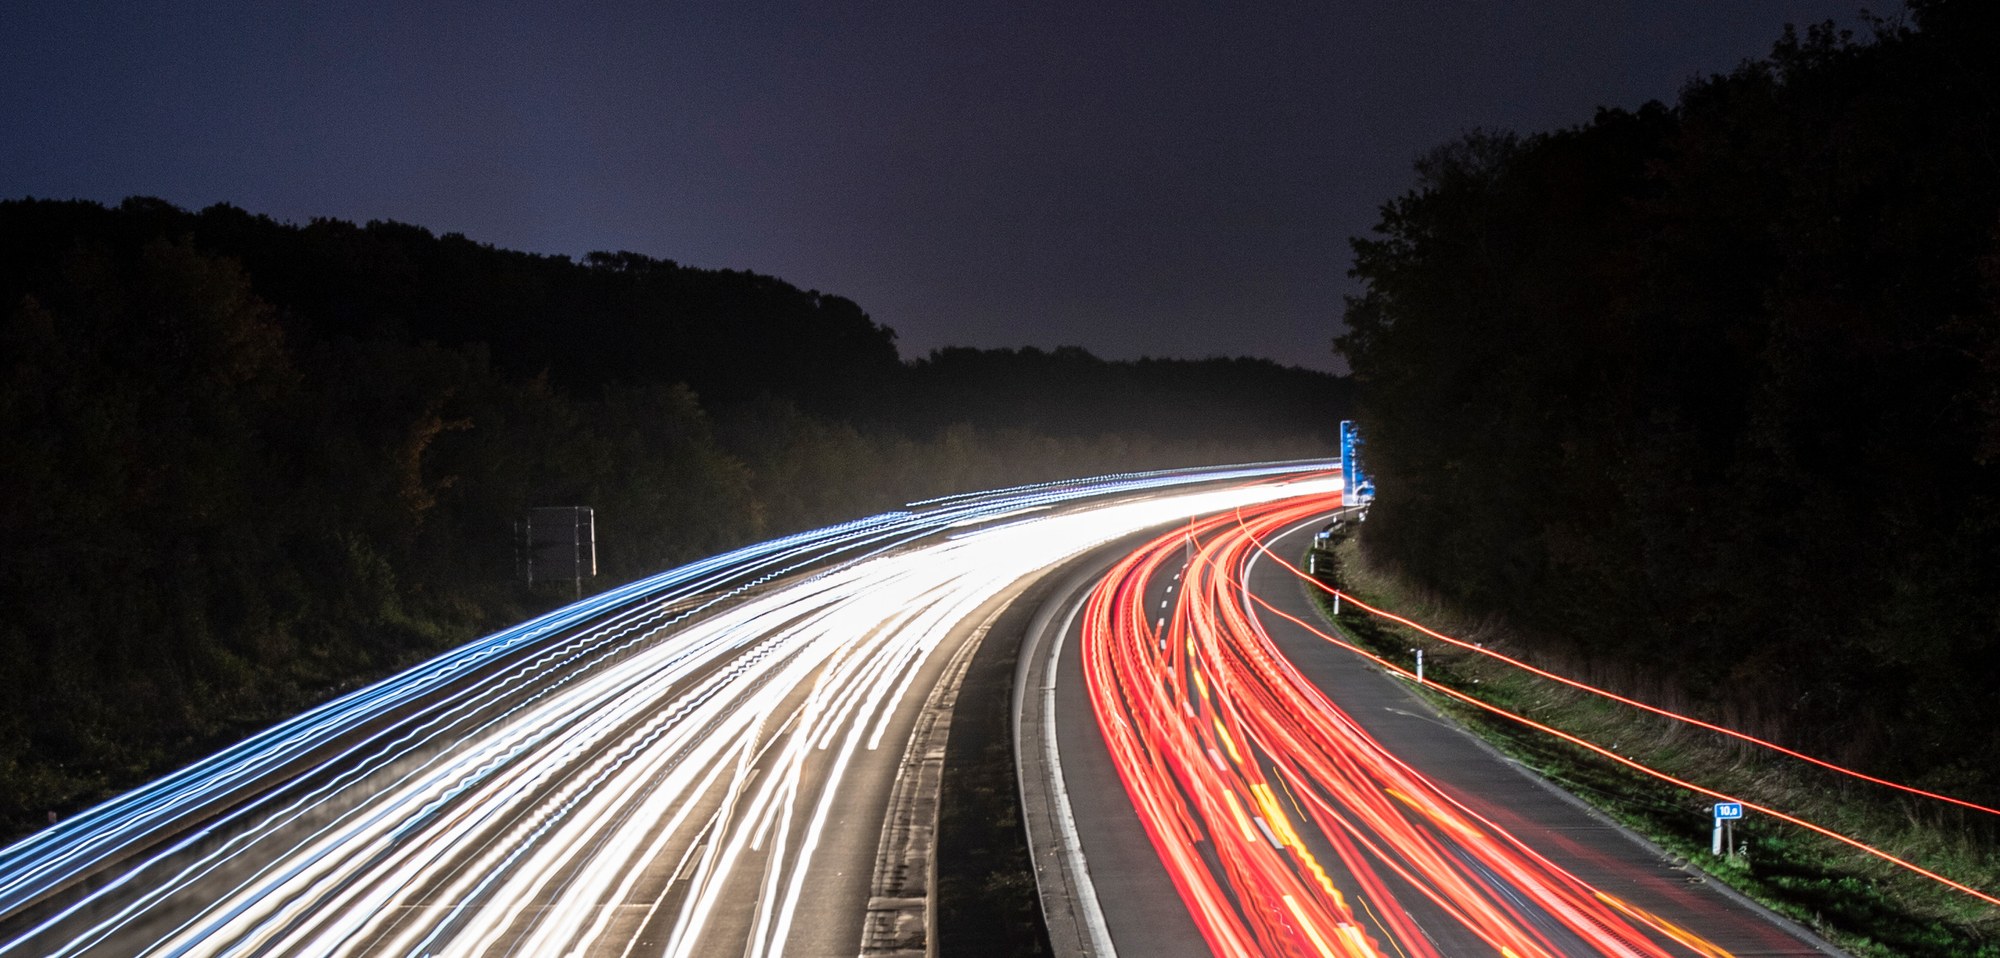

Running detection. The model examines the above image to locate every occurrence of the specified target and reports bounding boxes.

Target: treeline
[896,346,1345,444]
[0,196,900,416]
[1340,0,1999,800]
[0,198,1340,839]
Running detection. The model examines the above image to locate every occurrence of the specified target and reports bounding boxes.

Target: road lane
[0,463,1330,957]
[1037,493,1842,957]
[1028,534,1211,958]
[1243,515,1836,956]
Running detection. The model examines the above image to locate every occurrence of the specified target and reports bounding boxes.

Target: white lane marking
[1043,595,1120,958]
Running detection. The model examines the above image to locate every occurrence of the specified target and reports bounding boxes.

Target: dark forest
[1341,0,1999,804]
[0,198,1342,837]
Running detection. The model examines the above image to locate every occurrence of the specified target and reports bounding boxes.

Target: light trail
[1079,493,1741,956]
[0,462,1332,957]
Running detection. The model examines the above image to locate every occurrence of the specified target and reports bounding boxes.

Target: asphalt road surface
[1032,494,1841,957]
[0,464,1328,958]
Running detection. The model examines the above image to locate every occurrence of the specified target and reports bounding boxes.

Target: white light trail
[0,463,1335,957]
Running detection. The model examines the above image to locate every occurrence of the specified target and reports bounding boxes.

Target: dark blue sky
[5,1,1866,372]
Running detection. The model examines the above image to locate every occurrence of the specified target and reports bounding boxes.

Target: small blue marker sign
[1713,802,1744,820]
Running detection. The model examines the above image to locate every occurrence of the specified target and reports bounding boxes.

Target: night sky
[5,1,1865,372]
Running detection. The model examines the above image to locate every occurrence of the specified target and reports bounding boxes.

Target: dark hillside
[0,196,1340,840]
[1340,0,2000,801]
[893,346,1346,445]
[0,198,901,414]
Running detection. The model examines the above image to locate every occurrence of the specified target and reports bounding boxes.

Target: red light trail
[1081,492,1707,956]
[1078,488,1997,956]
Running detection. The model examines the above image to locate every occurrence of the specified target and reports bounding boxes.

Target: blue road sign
[1713,802,1744,820]
[1340,420,1375,502]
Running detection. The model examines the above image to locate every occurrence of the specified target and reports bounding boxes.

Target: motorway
[1,462,1859,958]
[0,463,1332,958]
[1025,493,1842,957]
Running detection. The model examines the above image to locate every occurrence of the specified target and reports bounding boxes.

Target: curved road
[0,464,1327,958]
[1023,495,1842,957]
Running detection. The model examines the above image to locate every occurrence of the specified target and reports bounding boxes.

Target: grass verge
[935,585,1052,957]
[1308,533,2000,958]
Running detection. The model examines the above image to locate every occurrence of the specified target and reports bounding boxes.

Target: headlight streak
[0,461,1331,956]
[1080,494,1724,957]
[161,586,852,958]
[151,577,869,957]
[0,504,913,921]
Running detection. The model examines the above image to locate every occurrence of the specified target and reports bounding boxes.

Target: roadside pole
[1713,802,1743,857]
